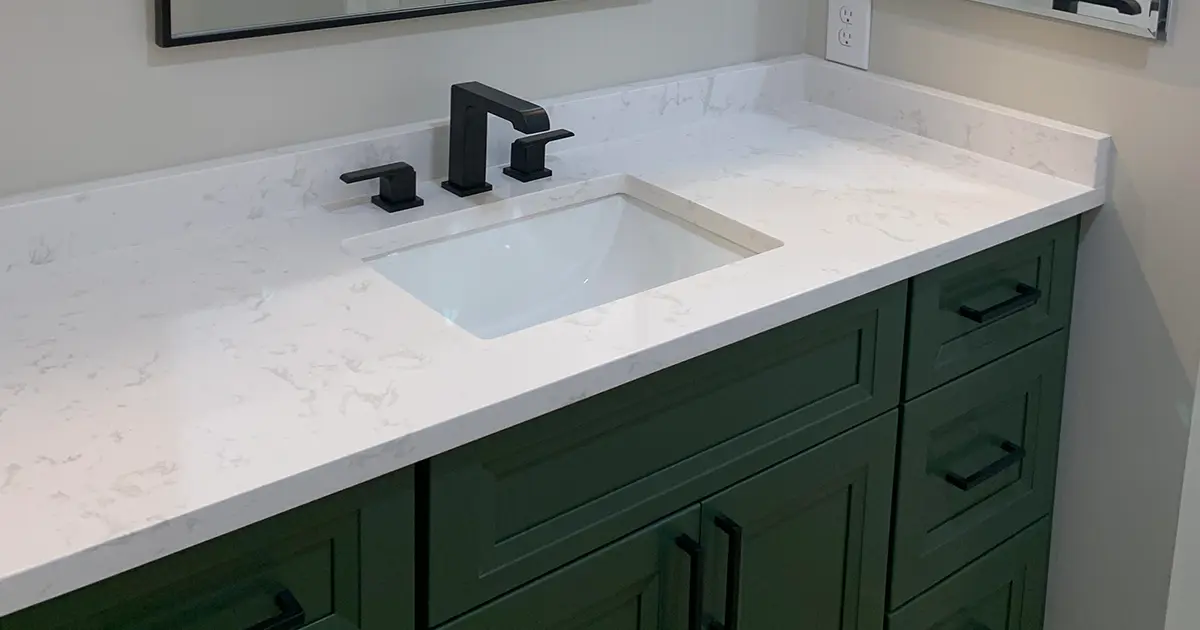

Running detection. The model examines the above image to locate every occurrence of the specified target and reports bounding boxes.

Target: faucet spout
[442,82,551,197]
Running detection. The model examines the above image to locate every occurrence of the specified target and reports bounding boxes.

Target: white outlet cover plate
[826,0,871,70]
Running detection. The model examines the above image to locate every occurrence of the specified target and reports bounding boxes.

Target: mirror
[967,0,1169,38]
[155,0,564,47]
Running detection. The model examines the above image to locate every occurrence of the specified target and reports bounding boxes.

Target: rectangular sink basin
[344,175,782,339]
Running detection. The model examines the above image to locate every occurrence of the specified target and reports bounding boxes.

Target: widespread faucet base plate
[503,167,553,183]
[441,180,495,198]
[372,195,425,213]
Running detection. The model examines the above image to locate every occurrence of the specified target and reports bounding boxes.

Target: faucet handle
[504,129,576,183]
[340,161,425,213]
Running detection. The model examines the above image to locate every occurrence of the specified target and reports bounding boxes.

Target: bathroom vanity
[0,56,1109,629]
[0,218,1078,630]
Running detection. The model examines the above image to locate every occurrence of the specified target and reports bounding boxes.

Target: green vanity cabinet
[0,218,1083,630]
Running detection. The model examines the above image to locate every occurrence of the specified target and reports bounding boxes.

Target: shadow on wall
[143,0,644,65]
[1054,192,1191,630]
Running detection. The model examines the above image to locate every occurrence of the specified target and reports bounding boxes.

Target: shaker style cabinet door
[698,413,898,630]
[437,507,703,630]
[427,284,906,624]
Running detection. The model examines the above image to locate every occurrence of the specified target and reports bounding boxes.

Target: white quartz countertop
[0,56,1110,616]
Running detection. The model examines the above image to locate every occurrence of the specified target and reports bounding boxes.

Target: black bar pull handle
[245,590,306,630]
[945,440,1027,491]
[676,535,704,630]
[708,515,744,630]
[964,621,994,630]
[957,282,1042,324]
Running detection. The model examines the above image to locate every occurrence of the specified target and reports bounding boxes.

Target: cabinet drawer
[905,219,1077,398]
[5,518,360,630]
[428,283,907,625]
[888,519,1051,630]
[889,334,1065,607]
[3,469,417,630]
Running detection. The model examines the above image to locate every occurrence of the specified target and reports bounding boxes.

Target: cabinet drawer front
[3,468,417,630]
[905,218,1077,398]
[701,412,897,630]
[890,334,1066,608]
[888,519,1051,630]
[429,284,906,624]
[437,507,701,630]
[5,516,361,630]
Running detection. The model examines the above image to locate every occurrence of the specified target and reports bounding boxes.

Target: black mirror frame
[155,0,561,47]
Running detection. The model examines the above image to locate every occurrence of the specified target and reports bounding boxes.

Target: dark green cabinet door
[699,413,898,630]
[429,285,906,624]
[888,519,1051,630]
[438,507,702,630]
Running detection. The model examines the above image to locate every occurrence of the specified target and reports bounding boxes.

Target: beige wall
[807,1,1200,628]
[0,0,807,198]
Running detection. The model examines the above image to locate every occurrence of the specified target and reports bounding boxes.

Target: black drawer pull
[945,440,1026,491]
[709,515,744,630]
[964,621,993,630]
[957,283,1042,323]
[246,590,306,630]
[676,535,704,630]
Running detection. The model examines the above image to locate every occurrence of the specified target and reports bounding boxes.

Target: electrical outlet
[826,0,871,70]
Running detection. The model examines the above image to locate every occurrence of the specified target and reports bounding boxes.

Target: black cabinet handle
[957,283,1042,324]
[245,590,306,630]
[944,440,1026,491]
[676,535,704,630]
[708,515,744,630]
[964,621,993,630]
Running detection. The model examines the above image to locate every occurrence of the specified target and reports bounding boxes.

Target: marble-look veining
[0,55,1110,617]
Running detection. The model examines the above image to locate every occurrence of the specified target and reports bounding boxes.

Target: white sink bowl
[343,175,782,339]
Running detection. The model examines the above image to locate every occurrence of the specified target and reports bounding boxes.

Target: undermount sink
[343,174,782,339]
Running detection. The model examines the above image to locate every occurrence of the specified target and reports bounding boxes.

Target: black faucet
[441,82,551,197]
